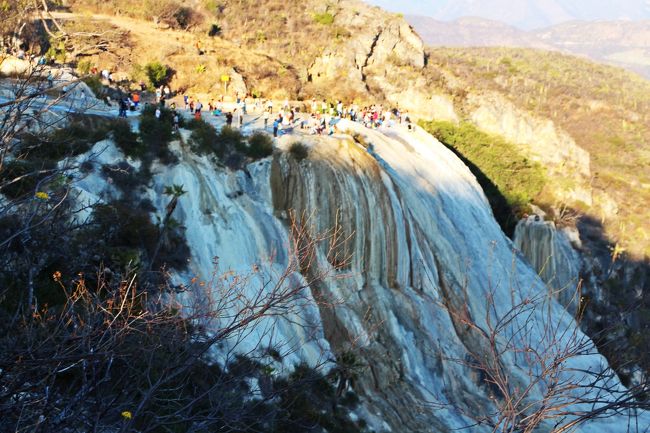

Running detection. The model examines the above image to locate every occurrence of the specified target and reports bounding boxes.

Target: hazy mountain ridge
[370,0,650,29]
[409,15,650,79]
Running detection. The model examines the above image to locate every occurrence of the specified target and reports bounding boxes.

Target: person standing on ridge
[118,98,127,118]
[173,111,179,133]
[263,110,270,129]
[273,116,280,138]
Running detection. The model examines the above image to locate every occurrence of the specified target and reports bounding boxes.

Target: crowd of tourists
[173,92,414,138]
[114,80,415,139]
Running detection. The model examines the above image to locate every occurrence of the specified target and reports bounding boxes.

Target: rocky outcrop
[468,92,591,176]
[513,210,650,390]
[0,56,32,76]
[467,91,593,205]
[308,2,426,100]
[514,215,582,314]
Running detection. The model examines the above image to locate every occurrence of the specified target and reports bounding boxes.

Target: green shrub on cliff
[144,61,169,87]
[246,132,274,159]
[312,12,334,25]
[288,142,309,161]
[188,118,224,157]
[139,105,176,164]
[420,120,547,234]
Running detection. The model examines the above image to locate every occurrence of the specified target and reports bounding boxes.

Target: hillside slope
[424,46,650,257]
[64,0,427,103]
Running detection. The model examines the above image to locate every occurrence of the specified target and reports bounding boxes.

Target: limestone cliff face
[467,91,593,205]
[513,216,582,314]
[66,114,648,431]
[77,121,638,433]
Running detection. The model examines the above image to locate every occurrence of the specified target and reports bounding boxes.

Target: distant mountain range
[369,0,650,29]
[409,15,650,79]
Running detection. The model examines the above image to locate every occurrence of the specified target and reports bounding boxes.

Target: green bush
[144,61,169,87]
[288,142,309,162]
[45,41,66,63]
[90,199,189,272]
[139,106,176,164]
[420,120,547,235]
[23,121,109,162]
[0,121,115,200]
[109,120,145,159]
[188,119,223,157]
[76,59,93,75]
[101,162,143,197]
[130,63,148,87]
[49,122,108,149]
[218,126,245,151]
[173,6,199,29]
[246,132,274,159]
[313,12,334,25]
[0,159,48,199]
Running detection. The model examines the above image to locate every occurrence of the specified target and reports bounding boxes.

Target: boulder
[0,56,32,76]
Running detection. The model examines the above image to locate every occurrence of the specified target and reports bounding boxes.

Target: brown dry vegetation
[427,47,650,257]
[63,0,355,99]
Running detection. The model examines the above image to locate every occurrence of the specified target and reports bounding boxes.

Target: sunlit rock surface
[514,215,582,314]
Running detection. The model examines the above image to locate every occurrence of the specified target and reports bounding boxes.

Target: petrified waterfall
[87,120,644,432]
[514,216,583,314]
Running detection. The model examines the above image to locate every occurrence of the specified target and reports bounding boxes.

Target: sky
[365,0,650,29]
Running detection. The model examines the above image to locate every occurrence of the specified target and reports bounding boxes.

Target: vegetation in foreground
[0,272,367,433]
